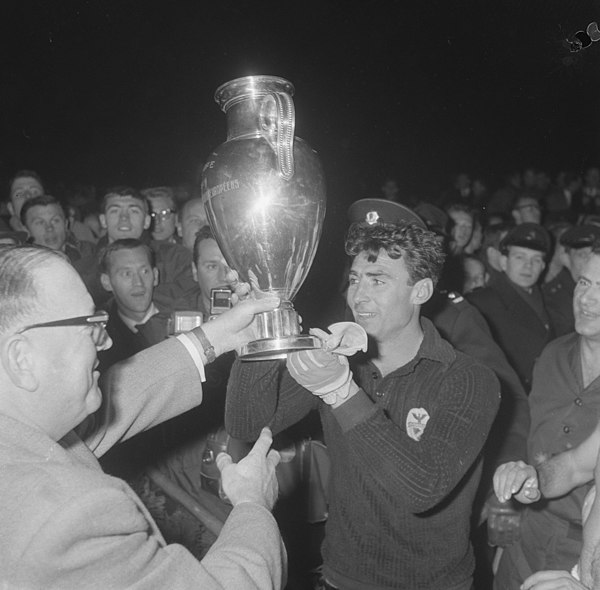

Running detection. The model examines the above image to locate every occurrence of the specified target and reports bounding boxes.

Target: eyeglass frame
[16,311,109,335]
[150,208,176,221]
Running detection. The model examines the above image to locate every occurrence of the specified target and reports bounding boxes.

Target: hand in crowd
[521,569,589,589]
[216,427,281,510]
[494,460,541,504]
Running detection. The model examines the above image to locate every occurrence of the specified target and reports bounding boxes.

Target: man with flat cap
[468,223,555,391]
[225,197,500,590]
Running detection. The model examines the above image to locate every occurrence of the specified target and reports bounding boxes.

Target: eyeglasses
[150,209,176,222]
[17,311,109,347]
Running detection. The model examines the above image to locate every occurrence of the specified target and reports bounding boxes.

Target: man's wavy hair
[0,244,64,334]
[345,222,446,287]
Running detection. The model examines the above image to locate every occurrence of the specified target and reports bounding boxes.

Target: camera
[210,288,233,316]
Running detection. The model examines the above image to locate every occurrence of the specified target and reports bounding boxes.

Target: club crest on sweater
[406,408,430,441]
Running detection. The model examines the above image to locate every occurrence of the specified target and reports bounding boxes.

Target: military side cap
[347,198,426,229]
[559,224,600,249]
[500,222,550,254]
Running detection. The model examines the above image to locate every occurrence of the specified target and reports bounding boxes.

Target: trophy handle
[259,92,295,180]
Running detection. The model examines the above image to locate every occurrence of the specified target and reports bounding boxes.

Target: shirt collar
[119,302,160,333]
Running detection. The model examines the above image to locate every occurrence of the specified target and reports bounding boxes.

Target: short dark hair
[8,169,44,196]
[98,238,155,274]
[0,244,63,334]
[101,186,148,214]
[192,224,216,265]
[20,195,65,227]
[345,222,445,287]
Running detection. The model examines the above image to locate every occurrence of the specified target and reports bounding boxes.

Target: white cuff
[176,333,207,382]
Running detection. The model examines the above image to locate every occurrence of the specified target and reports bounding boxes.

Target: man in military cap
[225,197,500,590]
[543,224,600,337]
[468,223,554,391]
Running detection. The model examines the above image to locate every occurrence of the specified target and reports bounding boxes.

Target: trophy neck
[224,100,264,141]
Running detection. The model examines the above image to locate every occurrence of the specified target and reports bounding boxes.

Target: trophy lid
[215,75,295,112]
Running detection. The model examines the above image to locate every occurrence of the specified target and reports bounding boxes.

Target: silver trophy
[201,75,326,360]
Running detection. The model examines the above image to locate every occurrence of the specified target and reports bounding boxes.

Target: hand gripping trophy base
[240,302,321,361]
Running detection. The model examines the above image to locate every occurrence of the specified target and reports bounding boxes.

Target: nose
[133,271,145,286]
[119,209,130,221]
[351,279,369,304]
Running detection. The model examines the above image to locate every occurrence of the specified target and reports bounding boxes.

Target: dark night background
[1,0,600,320]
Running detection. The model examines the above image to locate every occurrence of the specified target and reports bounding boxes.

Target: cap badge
[365,210,380,225]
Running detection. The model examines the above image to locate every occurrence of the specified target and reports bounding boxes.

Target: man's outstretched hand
[217,427,281,511]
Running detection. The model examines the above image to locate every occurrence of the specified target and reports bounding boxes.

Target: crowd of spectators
[4,162,600,589]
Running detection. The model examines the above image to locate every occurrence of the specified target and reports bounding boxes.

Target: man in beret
[468,223,555,391]
[225,198,500,590]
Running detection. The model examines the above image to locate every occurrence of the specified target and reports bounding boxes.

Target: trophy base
[239,335,321,361]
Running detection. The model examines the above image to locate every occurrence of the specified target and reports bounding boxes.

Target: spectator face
[178,199,208,251]
[148,194,177,242]
[346,249,431,345]
[24,203,67,251]
[100,246,158,322]
[513,197,542,225]
[100,195,150,242]
[574,254,600,341]
[463,258,487,293]
[193,237,230,311]
[22,259,111,439]
[8,176,44,219]
[449,210,473,249]
[501,246,545,289]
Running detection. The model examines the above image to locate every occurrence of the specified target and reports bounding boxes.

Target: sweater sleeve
[225,357,319,440]
[332,357,500,513]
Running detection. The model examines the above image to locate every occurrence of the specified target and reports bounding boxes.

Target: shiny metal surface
[201,75,326,360]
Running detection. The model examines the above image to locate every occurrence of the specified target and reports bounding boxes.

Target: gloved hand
[287,347,353,405]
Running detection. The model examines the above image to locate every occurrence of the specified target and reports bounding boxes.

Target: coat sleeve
[15,486,286,590]
[80,336,204,457]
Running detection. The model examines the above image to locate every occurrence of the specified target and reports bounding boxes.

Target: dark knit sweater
[226,318,500,589]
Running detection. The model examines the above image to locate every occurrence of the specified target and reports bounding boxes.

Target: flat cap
[347,198,426,229]
[559,224,600,249]
[500,222,550,254]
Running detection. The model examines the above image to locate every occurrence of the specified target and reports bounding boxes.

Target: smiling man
[493,243,600,589]
[93,187,194,311]
[226,200,500,590]
[468,223,554,390]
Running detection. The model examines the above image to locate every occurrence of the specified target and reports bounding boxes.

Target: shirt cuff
[331,388,377,433]
[176,332,207,382]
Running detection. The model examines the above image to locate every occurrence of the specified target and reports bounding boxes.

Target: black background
[2,0,600,319]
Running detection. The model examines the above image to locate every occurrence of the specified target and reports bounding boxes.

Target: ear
[143,214,151,230]
[410,278,434,306]
[511,210,519,224]
[192,262,198,283]
[99,214,107,230]
[100,273,114,292]
[1,336,39,392]
[152,267,159,287]
[176,219,183,238]
[7,202,14,217]
[499,254,508,272]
